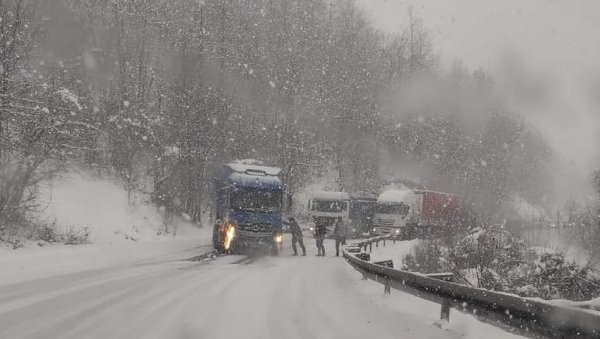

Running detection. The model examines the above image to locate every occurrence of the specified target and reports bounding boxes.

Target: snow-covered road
[0,238,523,339]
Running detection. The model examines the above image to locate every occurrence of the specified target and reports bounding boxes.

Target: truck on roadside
[307,191,350,236]
[307,191,376,238]
[371,189,461,239]
[212,161,284,255]
[348,196,377,238]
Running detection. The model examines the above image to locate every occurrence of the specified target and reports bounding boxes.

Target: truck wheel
[213,224,227,253]
[212,231,218,249]
[212,224,220,250]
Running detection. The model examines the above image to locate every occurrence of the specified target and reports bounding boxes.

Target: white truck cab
[372,189,417,236]
[308,191,350,234]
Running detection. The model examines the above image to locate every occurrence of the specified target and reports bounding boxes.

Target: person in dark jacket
[333,217,347,256]
[314,221,327,256]
[286,217,306,256]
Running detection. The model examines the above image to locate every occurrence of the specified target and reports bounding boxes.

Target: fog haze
[357,0,600,202]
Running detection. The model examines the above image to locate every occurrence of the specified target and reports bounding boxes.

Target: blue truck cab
[212,162,284,255]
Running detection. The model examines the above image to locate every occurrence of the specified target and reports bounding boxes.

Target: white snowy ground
[0,233,211,286]
[0,236,525,339]
[367,238,421,267]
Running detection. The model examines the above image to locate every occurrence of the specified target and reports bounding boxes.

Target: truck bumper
[371,227,402,237]
[231,230,278,249]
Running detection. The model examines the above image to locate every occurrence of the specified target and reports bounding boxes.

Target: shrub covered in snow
[403,240,448,274]
[508,252,600,301]
[0,218,90,248]
[402,228,600,301]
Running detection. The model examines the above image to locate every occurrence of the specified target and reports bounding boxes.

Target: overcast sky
[357,0,600,202]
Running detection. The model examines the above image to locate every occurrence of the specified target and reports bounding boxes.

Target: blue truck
[212,161,284,255]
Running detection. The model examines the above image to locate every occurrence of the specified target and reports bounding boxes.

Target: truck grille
[237,229,272,238]
[376,218,395,227]
[238,223,272,233]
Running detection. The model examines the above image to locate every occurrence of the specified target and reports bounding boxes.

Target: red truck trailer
[372,189,461,238]
[418,190,461,227]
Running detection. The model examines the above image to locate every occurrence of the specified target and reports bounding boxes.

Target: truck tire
[212,224,220,250]
[213,224,227,252]
[405,225,417,240]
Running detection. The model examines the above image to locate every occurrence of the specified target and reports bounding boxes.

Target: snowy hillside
[0,171,211,285]
[36,171,200,243]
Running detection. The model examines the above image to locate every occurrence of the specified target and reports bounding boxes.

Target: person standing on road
[314,220,327,256]
[287,217,306,256]
[333,217,347,257]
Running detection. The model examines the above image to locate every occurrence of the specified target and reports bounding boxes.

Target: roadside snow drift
[0,170,211,285]
[37,171,195,243]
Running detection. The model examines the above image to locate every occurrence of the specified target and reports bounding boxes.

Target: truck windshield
[376,203,410,216]
[350,201,376,219]
[312,199,347,212]
[231,188,282,212]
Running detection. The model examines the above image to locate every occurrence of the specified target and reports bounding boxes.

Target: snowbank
[0,169,213,285]
[36,171,199,243]
[365,239,421,265]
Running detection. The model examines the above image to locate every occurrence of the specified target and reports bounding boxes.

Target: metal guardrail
[343,236,600,339]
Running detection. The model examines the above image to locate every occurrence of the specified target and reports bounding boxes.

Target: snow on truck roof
[221,162,282,189]
[377,189,417,204]
[311,191,350,201]
[225,162,281,176]
[229,172,282,189]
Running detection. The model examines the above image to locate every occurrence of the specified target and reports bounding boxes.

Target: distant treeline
[1,0,554,229]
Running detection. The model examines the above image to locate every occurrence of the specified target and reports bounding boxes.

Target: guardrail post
[440,299,450,322]
[383,238,386,246]
[425,273,454,323]
[356,253,370,261]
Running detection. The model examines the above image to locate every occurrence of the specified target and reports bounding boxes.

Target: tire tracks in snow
[0,252,244,339]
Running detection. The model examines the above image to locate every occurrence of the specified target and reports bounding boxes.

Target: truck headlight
[395,229,400,234]
[224,224,235,250]
[372,228,377,232]
[309,227,314,231]
[275,234,283,243]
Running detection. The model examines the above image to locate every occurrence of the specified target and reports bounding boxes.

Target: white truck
[307,191,350,235]
[372,189,461,238]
